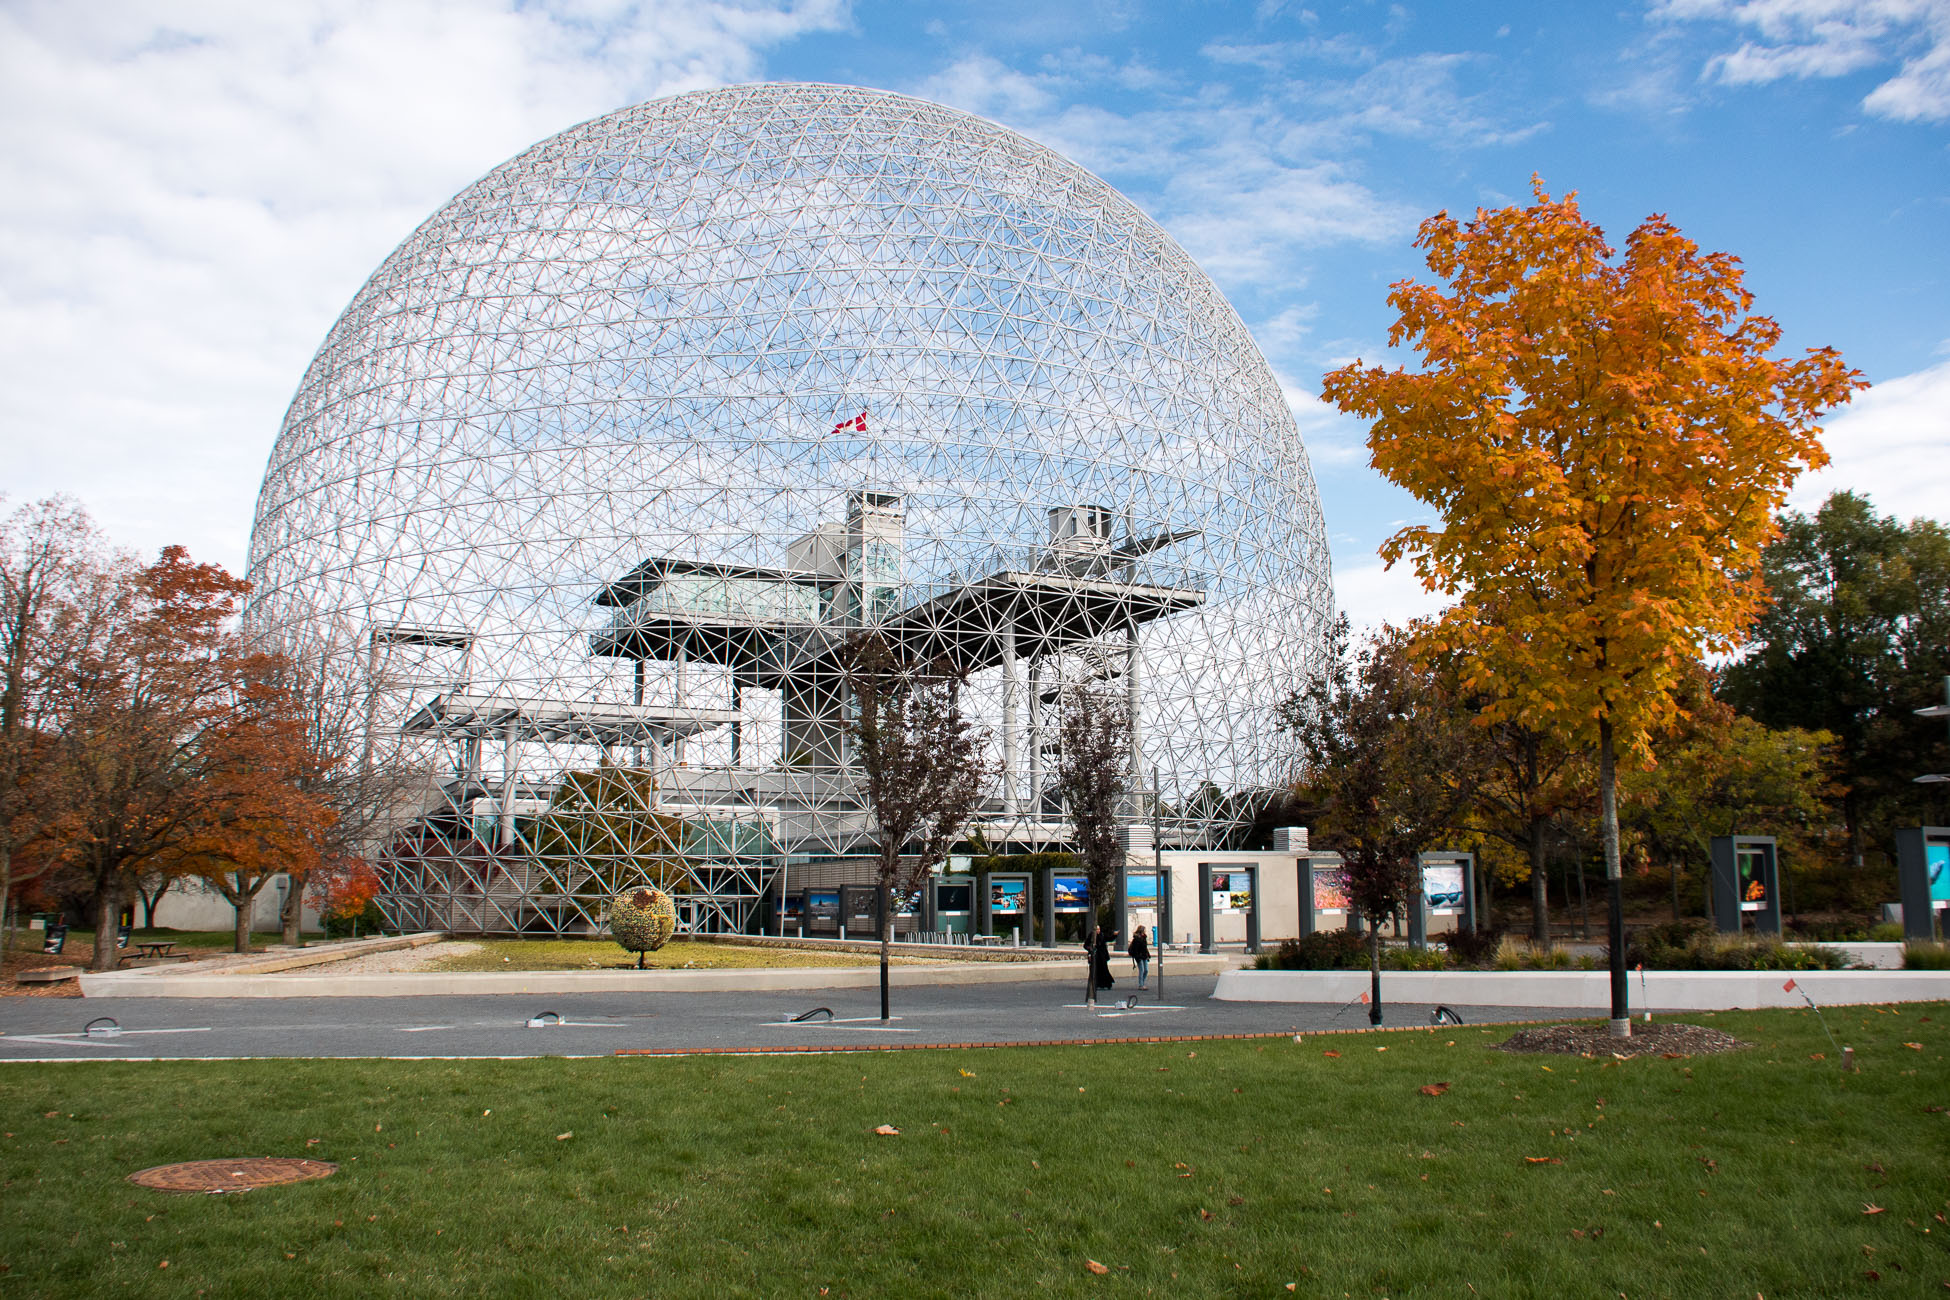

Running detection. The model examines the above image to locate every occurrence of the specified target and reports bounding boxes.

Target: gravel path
[307,940,481,974]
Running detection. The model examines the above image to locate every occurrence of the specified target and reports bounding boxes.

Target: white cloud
[1788,352,1950,523]
[914,57,1420,285]
[1332,554,1454,634]
[1653,0,1950,120]
[0,0,848,571]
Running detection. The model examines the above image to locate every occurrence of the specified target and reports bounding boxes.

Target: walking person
[1127,924,1150,989]
[1091,927,1116,991]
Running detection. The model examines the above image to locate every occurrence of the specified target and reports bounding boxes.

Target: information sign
[1126,873,1159,905]
[1211,871,1252,914]
[1929,842,1950,904]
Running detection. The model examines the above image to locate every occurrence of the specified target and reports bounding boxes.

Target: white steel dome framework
[246,82,1332,937]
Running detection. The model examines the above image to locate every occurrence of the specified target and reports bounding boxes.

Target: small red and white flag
[1359,991,1371,1005]
[829,409,867,435]
[1783,978,1797,993]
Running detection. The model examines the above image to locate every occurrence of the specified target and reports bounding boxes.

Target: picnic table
[131,940,179,960]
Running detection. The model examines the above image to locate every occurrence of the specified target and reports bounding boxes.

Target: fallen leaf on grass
[873,1125,900,1136]
[1419,1083,1452,1097]
[1524,1157,1563,1165]
[1863,1204,1885,1215]
[957,1069,975,1077]
[556,1132,573,1141]
[1661,1053,1687,1060]
[1084,1259,1109,1275]
[1810,1054,1826,1061]
[1904,1042,1923,1051]
[1199,1208,1214,1221]
[1322,1051,1340,1058]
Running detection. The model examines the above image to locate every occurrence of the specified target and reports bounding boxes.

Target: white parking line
[0,1027,213,1049]
[396,1025,456,1033]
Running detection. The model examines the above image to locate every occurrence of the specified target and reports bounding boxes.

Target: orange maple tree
[42,547,333,967]
[1321,181,1863,1032]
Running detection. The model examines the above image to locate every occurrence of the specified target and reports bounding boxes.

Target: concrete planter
[1213,968,1950,1010]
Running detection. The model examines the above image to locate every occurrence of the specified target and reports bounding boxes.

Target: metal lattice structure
[243,82,1333,936]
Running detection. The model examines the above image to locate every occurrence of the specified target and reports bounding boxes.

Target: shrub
[1627,926,1850,971]
[1869,922,1905,943]
[323,899,385,939]
[1442,925,1504,966]
[1904,942,1950,971]
[1255,928,1369,971]
[1382,946,1448,971]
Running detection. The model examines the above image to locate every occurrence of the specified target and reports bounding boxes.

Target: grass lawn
[425,938,889,972]
[2,1004,1946,1297]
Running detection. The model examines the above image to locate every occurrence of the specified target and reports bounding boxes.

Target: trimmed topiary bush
[608,887,677,968]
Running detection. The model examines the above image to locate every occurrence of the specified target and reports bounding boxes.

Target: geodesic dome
[244,82,1331,933]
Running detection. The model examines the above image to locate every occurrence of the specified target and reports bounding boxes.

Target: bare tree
[843,634,991,1021]
[0,498,126,959]
[250,617,435,944]
[1054,685,1131,1006]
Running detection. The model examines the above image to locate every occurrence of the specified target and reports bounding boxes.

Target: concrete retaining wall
[1213,968,1950,1010]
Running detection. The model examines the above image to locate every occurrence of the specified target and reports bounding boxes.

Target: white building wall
[150,875,322,933]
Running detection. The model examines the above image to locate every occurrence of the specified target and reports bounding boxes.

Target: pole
[1152,766,1164,1002]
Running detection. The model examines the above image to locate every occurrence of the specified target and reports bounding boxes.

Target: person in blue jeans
[1127,924,1151,989]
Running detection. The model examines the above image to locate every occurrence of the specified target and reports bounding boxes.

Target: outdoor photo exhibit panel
[1297,853,1356,936]
[1710,836,1782,936]
[1409,852,1476,947]
[1895,827,1950,942]
[1197,863,1260,952]
[924,875,975,934]
[977,872,1031,943]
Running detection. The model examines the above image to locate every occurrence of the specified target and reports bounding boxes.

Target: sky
[3,0,1946,631]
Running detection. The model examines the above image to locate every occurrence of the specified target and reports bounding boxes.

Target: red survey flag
[1783,978,1797,993]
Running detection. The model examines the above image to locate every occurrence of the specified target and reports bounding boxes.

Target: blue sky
[3,0,1945,628]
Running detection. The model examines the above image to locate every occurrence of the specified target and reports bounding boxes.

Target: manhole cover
[128,1157,338,1194]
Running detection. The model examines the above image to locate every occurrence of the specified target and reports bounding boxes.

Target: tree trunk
[0,844,12,962]
[1528,823,1550,948]
[1367,923,1382,1026]
[1845,789,1864,870]
[281,874,303,947]
[878,882,891,1022]
[1083,916,1097,1008]
[1598,717,1629,1038]
[91,875,120,972]
[234,875,252,954]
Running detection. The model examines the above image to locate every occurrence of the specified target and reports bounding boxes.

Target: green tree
[1322,183,1862,1033]
[1624,688,1832,919]
[1719,491,1950,865]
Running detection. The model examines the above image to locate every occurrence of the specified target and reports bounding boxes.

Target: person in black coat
[1091,928,1116,990]
[1127,925,1150,989]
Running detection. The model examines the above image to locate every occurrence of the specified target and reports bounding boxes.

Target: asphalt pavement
[0,976,1554,1061]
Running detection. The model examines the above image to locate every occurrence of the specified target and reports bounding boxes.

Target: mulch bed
[128,1157,338,1194]
[1497,1021,1749,1057]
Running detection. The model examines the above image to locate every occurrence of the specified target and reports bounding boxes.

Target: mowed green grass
[425,938,887,972]
[2,1005,1946,1298]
